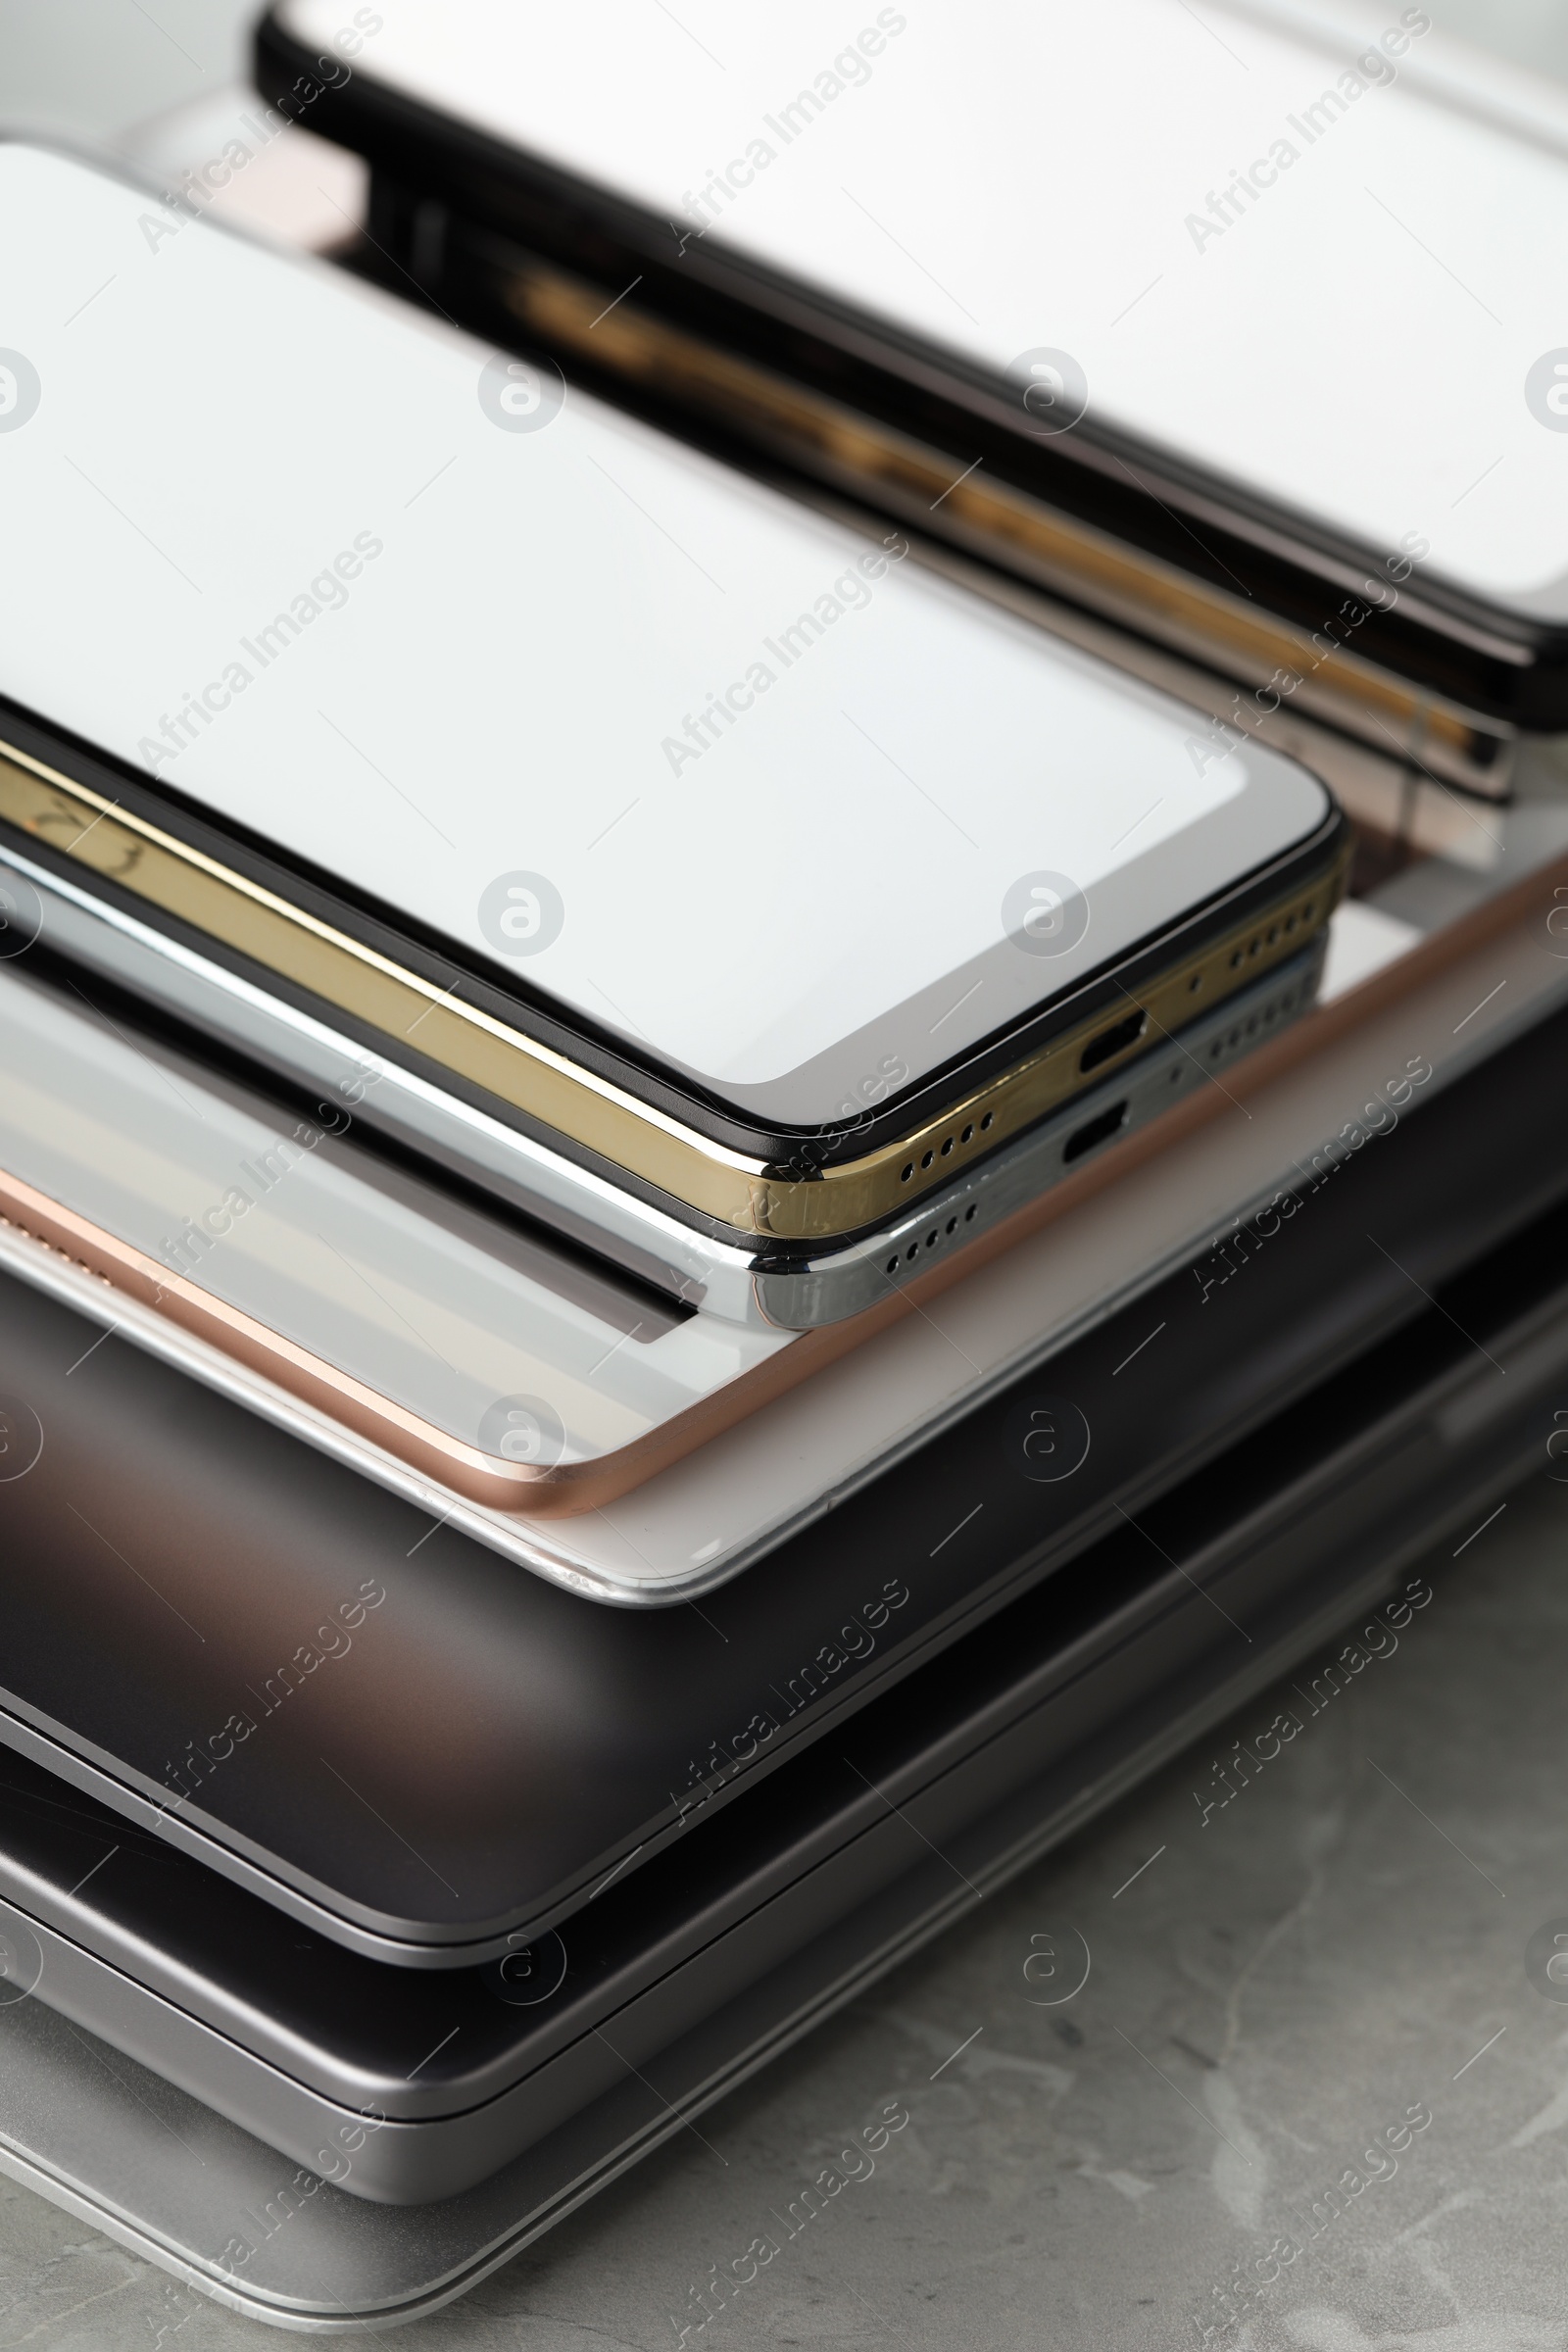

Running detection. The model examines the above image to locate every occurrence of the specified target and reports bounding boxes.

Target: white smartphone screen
[0,144,1324,1125]
[280,0,1568,614]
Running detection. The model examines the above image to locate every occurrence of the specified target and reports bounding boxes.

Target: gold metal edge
[796,852,1348,1236]
[505,258,1511,789]
[0,739,1343,1238]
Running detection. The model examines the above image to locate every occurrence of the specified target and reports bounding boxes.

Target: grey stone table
[2,1470,1565,2349]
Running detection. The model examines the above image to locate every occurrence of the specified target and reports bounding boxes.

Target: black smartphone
[258,0,1553,795]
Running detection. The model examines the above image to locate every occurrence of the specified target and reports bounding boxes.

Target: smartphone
[258,0,1565,796]
[0,141,1345,1326]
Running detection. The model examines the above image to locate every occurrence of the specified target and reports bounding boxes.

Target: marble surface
[2,1469,1566,2347]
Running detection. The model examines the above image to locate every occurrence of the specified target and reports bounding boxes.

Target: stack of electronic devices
[1,0,1568,2323]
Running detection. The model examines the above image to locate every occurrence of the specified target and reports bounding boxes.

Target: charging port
[1079,1008,1147,1074]
[1063,1099,1130,1163]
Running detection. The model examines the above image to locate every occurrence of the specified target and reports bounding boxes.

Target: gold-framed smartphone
[0,140,1346,1327]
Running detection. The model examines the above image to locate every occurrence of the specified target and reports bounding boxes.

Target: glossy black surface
[2,997,1567,1964]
